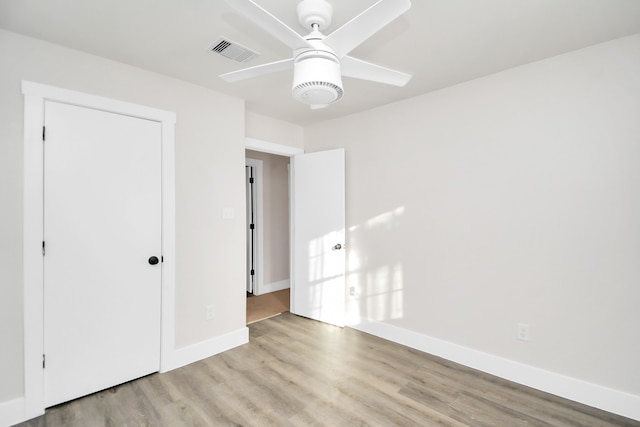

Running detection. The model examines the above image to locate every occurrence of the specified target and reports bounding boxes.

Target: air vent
[211,38,258,63]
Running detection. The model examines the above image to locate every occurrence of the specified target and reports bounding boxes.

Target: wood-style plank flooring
[16,312,639,426]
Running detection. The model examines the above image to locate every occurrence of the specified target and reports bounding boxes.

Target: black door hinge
[250,224,255,230]
[43,354,46,369]
[249,177,254,184]
[250,269,255,276]
[42,126,46,141]
[42,241,45,256]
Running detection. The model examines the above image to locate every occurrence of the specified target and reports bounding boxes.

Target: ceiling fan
[220,0,412,109]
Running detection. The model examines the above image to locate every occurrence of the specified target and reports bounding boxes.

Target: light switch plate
[222,207,234,219]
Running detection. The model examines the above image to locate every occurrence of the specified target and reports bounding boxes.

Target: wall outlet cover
[206,304,215,320]
[517,323,530,341]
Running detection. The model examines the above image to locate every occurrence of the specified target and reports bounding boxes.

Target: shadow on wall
[347,206,406,324]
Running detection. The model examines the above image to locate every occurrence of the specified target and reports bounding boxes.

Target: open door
[290,149,345,327]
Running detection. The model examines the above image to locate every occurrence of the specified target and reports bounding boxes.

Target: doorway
[243,139,346,328]
[245,149,291,323]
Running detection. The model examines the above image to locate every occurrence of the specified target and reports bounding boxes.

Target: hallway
[246,288,290,324]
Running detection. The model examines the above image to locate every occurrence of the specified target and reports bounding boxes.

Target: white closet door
[44,101,162,407]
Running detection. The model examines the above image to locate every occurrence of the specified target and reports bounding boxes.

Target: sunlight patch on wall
[366,206,406,229]
[366,264,404,321]
[346,206,406,325]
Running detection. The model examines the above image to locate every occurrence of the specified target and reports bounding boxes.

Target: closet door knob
[148,256,159,265]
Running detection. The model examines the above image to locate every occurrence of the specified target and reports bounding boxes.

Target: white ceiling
[1,0,640,126]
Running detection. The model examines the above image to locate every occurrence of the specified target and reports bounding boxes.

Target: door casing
[245,158,263,294]
[244,139,303,300]
[22,81,176,419]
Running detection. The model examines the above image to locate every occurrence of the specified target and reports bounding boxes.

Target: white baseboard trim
[162,326,249,372]
[256,279,289,296]
[351,319,640,422]
[0,397,26,427]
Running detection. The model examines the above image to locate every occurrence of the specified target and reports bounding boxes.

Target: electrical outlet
[206,304,215,320]
[517,323,530,341]
[349,286,360,298]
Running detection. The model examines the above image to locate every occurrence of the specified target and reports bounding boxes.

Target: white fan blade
[341,56,412,87]
[220,58,294,82]
[324,0,411,58]
[224,0,313,50]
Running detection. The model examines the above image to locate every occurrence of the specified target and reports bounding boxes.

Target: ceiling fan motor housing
[292,50,344,106]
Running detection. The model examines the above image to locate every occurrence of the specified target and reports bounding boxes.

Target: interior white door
[43,101,162,407]
[291,149,345,327]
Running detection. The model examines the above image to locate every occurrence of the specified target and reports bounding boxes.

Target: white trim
[21,81,176,420]
[245,158,264,295]
[22,89,45,420]
[259,279,290,295]
[22,81,176,123]
[245,137,304,157]
[288,161,296,316]
[169,327,249,370]
[289,155,297,313]
[159,119,177,374]
[0,397,26,427]
[352,319,640,422]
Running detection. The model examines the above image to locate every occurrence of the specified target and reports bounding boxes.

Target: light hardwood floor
[246,289,290,324]
[16,312,639,426]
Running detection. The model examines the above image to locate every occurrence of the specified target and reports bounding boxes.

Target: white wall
[0,29,247,407]
[305,34,640,413]
[245,112,304,149]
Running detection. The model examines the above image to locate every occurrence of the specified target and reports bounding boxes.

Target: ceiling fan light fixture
[222,0,413,108]
[292,51,343,106]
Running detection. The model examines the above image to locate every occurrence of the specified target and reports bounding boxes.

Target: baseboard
[0,396,26,427]
[162,326,249,372]
[256,279,289,295]
[351,319,640,422]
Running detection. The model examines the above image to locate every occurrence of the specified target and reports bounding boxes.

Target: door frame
[244,138,303,300]
[22,81,176,419]
[245,158,264,295]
